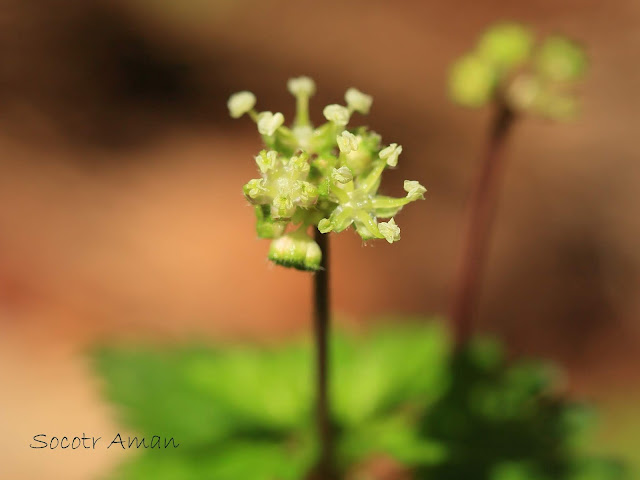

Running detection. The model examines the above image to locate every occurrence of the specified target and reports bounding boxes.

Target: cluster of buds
[228,77,426,271]
[449,23,587,118]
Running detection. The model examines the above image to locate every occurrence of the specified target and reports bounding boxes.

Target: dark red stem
[451,103,516,349]
[311,228,336,478]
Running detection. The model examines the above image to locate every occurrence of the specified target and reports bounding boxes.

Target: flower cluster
[228,77,426,271]
[448,23,587,118]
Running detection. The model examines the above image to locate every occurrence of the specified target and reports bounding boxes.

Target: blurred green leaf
[112,438,315,480]
[94,321,627,480]
[415,339,627,480]
[332,322,449,427]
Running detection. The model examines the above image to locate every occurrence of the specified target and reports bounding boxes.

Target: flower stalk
[451,102,516,348]
[312,228,334,478]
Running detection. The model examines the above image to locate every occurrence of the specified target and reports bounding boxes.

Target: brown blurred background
[0,0,639,478]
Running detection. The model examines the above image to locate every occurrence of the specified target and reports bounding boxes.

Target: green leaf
[113,438,315,480]
[332,322,449,427]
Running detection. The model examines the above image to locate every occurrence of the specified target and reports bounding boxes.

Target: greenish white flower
[404,180,427,200]
[379,218,401,243]
[243,151,318,219]
[345,88,373,114]
[379,143,402,167]
[331,166,353,184]
[227,91,256,118]
[255,150,278,173]
[337,131,360,154]
[323,104,350,126]
[258,111,285,136]
[287,76,316,97]
[317,155,424,241]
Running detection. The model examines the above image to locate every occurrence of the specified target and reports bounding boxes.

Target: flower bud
[323,104,350,126]
[345,88,373,114]
[332,166,353,184]
[268,232,322,271]
[379,143,403,167]
[404,180,427,200]
[337,131,360,154]
[287,76,316,97]
[227,91,256,118]
[258,111,285,136]
[379,218,401,243]
[255,150,278,173]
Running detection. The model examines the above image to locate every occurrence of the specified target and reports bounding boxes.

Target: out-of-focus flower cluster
[228,78,426,271]
[449,23,587,118]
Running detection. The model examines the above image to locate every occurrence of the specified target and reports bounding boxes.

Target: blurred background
[0,0,638,478]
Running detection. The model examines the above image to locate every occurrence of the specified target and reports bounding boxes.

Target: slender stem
[450,103,516,349]
[312,228,334,477]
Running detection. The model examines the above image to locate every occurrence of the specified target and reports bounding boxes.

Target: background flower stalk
[448,23,587,348]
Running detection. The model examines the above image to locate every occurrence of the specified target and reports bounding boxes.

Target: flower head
[229,78,426,270]
[448,23,587,119]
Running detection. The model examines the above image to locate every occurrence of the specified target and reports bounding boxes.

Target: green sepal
[255,205,286,239]
[268,230,322,271]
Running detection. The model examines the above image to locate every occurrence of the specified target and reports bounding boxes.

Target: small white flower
[287,76,316,97]
[345,88,373,114]
[336,131,361,154]
[379,143,403,167]
[255,150,278,173]
[227,91,256,118]
[323,104,350,126]
[378,218,401,243]
[257,111,285,136]
[404,180,427,200]
[331,166,353,184]
[244,179,266,199]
